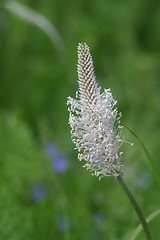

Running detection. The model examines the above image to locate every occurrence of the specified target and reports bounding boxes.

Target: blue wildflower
[32,183,45,202]
[93,212,103,223]
[57,216,72,232]
[44,142,68,173]
[51,155,68,173]
[45,142,58,156]
[58,216,65,232]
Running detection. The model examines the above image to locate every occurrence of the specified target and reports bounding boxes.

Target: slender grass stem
[117,176,152,240]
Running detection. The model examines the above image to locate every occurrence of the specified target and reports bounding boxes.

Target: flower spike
[67,43,123,179]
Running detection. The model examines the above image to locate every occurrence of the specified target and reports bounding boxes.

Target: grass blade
[125,126,160,187]
[4,0,65,54]
[130,208,160,240]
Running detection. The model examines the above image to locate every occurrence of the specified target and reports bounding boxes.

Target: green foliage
[125,126,160,187]
[0,0,160,239]
[0,113,47,183]
[0,113,61,239]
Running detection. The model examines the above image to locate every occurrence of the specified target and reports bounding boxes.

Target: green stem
[117,176,152,240]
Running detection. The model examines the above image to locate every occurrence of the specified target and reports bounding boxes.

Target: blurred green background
[0,0,160,239]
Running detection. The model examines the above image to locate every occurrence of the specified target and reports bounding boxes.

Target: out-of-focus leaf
[4,0,65,54]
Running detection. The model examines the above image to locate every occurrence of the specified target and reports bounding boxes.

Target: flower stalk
[118,176,152,240]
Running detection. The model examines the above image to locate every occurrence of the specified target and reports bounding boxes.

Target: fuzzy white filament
[67,43,123,179]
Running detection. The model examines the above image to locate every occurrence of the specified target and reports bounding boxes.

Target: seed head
[67,43,123,179]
